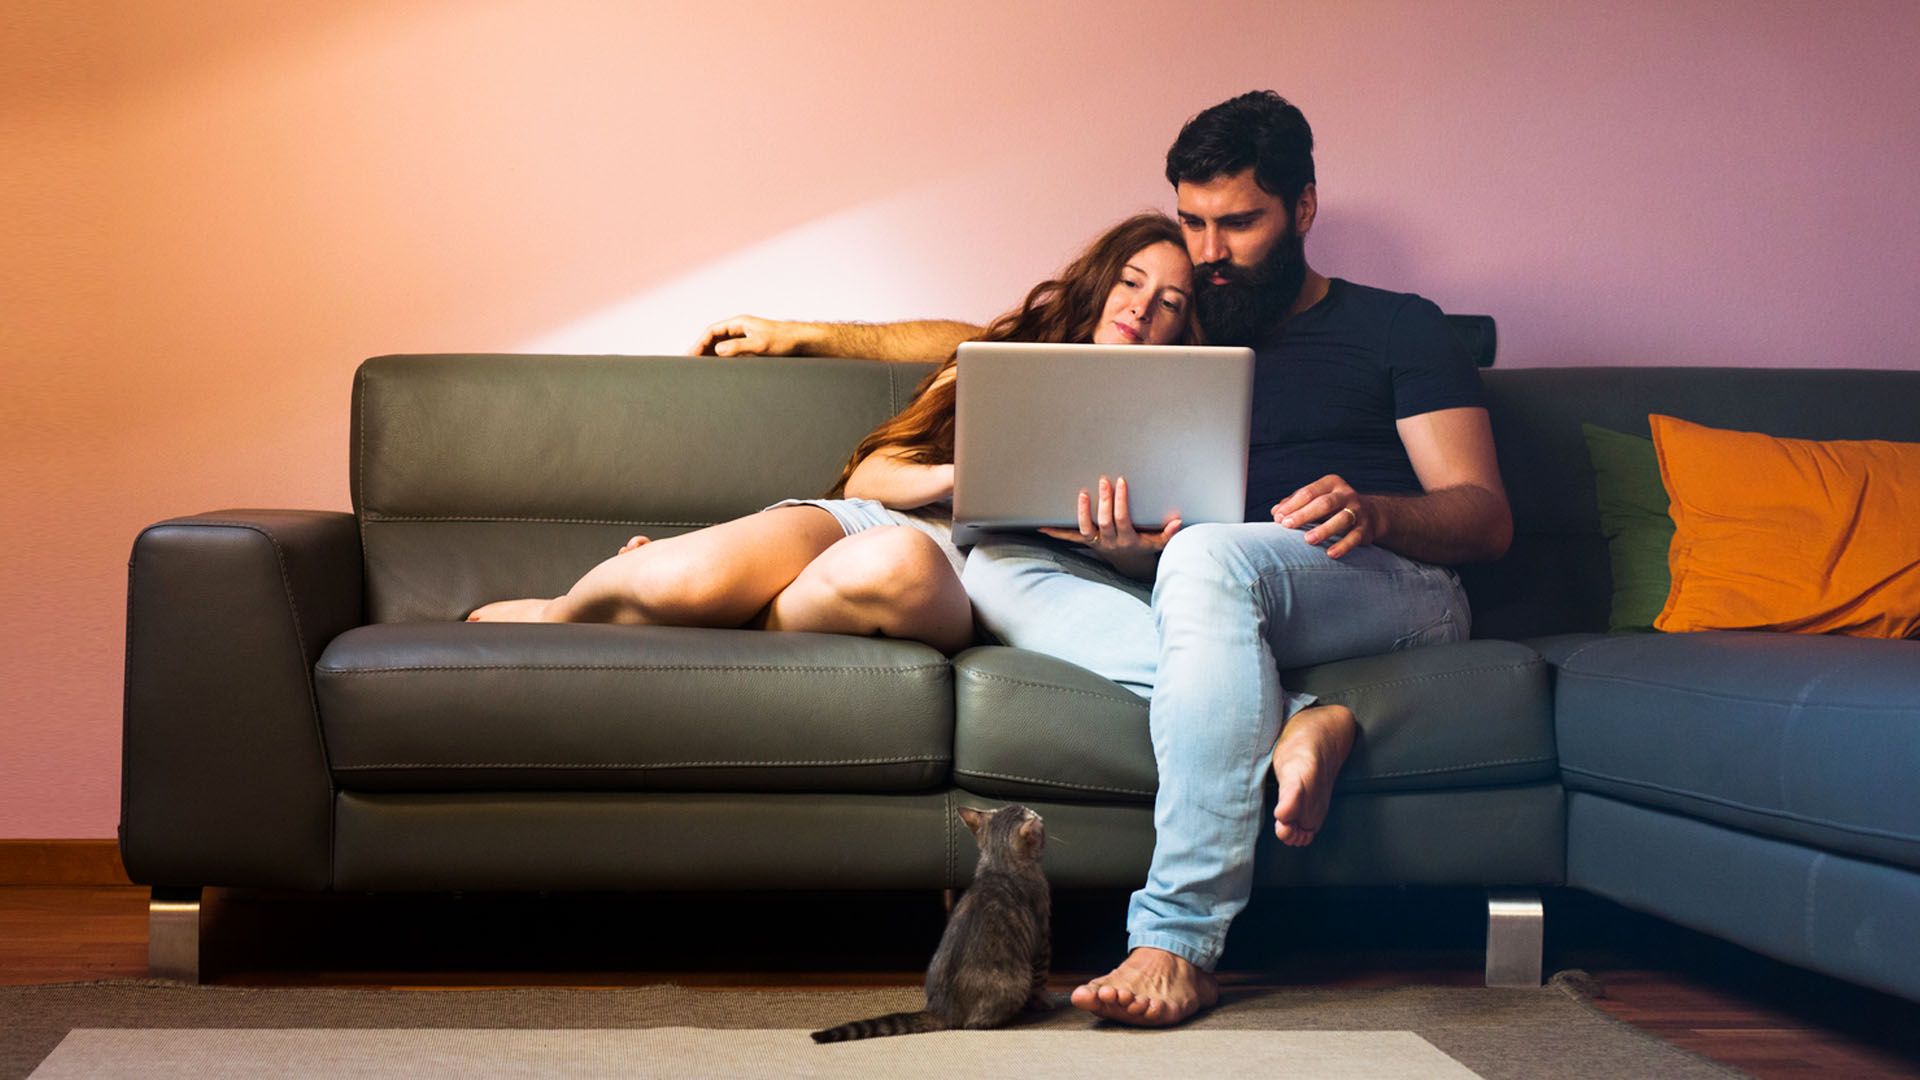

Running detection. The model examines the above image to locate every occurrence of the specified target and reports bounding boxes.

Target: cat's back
[930,870,1045,976]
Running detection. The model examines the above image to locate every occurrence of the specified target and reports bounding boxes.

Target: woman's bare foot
[1270,703,1357,847]
[1069,947,1219,1027]
[465,597,554,622]
[617,535,651,556]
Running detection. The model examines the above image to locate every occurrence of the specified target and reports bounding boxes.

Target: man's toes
[1078,984,1137,1021]
[1274,778,1304,820]
[1277,808,1321,845]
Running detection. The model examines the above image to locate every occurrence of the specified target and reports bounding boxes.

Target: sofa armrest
[121,510,363,890]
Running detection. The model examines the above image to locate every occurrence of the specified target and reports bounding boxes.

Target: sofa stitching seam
[958,669,1147,709]
[1554,638,1614,667]
[1317,660,1539,695]
[943,789,954,886]
[952,768,1154,797]
[334,756,947,769]
[317,663,950,675]
[1362,755,1560,780]
[1561,765,1920,843]
[1559,670,1918,710]
[1802,854,1825,956]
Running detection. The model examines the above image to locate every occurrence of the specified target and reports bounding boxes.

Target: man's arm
[690,315,982,361]
[1276,406,1513,565]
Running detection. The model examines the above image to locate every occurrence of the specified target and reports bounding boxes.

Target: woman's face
[1093,240,1193,346]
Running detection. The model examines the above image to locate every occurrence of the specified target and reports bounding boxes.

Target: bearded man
[694,91,1512,1026]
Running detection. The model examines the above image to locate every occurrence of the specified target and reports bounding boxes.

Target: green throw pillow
[1581,423,1675,633]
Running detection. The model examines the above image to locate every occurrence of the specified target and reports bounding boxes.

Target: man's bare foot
[465,597,553,622]
[1270,703,1357,846]
[1069,947,1219,1027]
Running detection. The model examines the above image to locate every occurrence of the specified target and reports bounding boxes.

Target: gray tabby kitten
[811,804,1052,1042]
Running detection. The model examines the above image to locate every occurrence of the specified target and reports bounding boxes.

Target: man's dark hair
[1165,91,1315,211]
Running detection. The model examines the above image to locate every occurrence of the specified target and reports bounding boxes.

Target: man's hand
[1039,475,1180,580]
[690,315,821,357]
[693,317,983,362]
[1274,474,1373,560]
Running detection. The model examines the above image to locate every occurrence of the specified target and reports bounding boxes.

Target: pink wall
[5,1,1919,837]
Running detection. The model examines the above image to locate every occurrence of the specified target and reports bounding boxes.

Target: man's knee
[1162,522,1318,577]
[1157,522,1253,582]
[1155,524,1326,612]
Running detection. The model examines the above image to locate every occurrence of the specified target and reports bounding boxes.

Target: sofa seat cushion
[951,640,1553,803]
[315,623,952,793]
[1555,632,1920,869]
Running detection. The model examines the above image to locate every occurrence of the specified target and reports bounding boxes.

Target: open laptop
[951,341,1256,546]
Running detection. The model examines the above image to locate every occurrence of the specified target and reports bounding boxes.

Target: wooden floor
[2,884,1916,1078]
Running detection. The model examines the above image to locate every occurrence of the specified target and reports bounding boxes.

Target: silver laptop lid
[951,341,1254,544]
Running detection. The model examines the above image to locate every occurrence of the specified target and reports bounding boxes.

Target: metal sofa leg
[1485,888,1543,988]
[149,887,203,983]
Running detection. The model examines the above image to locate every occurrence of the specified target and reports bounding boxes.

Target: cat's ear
[958,806,987,835]
[1017,816,1044,849]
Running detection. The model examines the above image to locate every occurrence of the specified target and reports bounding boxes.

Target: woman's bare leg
[757,527,974,653]
[468,506,845,624]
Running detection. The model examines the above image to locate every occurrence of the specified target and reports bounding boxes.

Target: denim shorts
[763,497,966,576]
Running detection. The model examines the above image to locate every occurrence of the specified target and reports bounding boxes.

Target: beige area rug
[3,976,1740,1080]
[32,1028,1479,1079]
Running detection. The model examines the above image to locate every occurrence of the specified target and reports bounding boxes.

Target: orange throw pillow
[1649,414,1920,638]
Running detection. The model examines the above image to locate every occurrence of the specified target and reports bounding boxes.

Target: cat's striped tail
[810,1010,946,1042]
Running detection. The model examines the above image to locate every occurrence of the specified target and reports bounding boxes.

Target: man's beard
[1193,227,1307,346]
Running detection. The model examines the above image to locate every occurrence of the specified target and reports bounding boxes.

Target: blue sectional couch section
[1476,368,1920,1003]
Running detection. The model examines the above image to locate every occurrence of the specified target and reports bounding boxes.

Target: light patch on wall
[516,161,1142,356]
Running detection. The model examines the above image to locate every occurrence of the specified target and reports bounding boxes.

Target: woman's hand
[1039,475,1180,581]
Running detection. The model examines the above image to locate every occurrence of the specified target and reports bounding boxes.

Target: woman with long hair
[467,212,1195,652]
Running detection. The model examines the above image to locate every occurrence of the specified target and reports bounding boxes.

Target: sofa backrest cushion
[1466,367,1920,640]
[352,357,1920,636]
[352,354,939,623]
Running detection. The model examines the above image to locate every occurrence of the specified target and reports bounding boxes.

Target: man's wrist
[1360,494,1390,546]
[790,323,830,356]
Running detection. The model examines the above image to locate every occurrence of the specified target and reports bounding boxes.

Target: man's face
[1176,169,1311,345]
[1176,169,1292,274]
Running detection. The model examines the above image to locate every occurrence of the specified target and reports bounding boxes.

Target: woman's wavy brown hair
[827,212,1193,496]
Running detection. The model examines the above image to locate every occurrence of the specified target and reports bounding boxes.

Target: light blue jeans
[961,522,1470,970]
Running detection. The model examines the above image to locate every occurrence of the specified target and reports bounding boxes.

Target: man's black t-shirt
[1242,278,1485,520]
